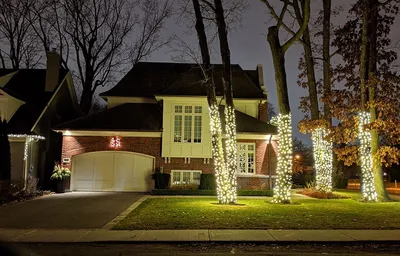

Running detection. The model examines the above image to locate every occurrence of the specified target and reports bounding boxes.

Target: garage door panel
[114,153,134,191]
[133,155,153,192]
[73,151,154,192]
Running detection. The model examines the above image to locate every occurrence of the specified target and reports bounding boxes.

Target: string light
[208,104,237,204]
[272,113,293,204]
[358,112,378,201]
[7,134,45,161]
[312,128,333,192]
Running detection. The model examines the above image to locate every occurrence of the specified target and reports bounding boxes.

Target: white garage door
[72,151,154,192]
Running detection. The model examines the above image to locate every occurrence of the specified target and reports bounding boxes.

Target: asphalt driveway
[0,192,144,229]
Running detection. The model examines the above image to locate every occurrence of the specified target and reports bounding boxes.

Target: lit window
[171,170,202,185]
[237,143,255,174]
[173,105,202,143]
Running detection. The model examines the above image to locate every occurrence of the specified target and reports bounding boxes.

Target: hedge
[199,174,216,190]
[151,189,273,196]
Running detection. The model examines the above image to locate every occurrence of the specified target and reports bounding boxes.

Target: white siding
[161,98,212,158]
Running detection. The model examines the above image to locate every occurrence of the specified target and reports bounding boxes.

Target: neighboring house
[55,62,278,192]
[0,52,81,189]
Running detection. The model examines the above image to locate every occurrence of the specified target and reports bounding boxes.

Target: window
[171,170,202,185]
[237,143,255,174]
[173,105,202,143]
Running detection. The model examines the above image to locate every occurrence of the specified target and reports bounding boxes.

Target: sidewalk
[1,228,400,243]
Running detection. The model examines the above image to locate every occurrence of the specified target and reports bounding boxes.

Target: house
[0,52,81,189]
[54,62,278,192]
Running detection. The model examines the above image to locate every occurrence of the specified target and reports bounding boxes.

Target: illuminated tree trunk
[358,0,377,201]
[192,0,234,204]
[263,0,310,203]
[267,26,293,203]
[293,0,333,192]
[213,0,237,203]
[367,0,390,201]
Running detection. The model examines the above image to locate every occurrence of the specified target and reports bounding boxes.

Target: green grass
[114,196,400,230]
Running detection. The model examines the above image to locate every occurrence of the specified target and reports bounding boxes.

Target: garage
[72,151,154,192]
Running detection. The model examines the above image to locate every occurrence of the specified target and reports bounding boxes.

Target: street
[2,242,400,256]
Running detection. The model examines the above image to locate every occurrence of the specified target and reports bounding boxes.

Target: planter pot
[55,179,66,193]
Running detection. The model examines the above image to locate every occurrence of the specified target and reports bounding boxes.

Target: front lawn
[114,197,400,230]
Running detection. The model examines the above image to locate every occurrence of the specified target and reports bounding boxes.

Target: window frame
[173,104,203,144]
[237,143,256,175]
[170,170,202,185]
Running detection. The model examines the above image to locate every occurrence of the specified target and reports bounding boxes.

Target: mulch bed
[298,189,351,199]
[0,190,53,207]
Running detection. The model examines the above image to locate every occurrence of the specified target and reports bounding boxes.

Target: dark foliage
[0,120,11,181]
[152,173,170,189]
[199,174,216,190]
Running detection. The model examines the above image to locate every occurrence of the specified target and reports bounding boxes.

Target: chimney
[45,51,61,92]
[256,64,267,97]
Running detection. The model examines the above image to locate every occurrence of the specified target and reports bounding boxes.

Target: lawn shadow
[210,203,247,206]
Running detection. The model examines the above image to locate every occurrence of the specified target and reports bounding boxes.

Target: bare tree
[59,0,172,114]
[0,0,41,68]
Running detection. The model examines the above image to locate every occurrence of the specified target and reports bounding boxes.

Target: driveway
[0,192,144,229]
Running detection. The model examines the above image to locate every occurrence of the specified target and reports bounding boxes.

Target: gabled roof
[54,103,163,132]
[0,67,75,135]
[100,62,266,99]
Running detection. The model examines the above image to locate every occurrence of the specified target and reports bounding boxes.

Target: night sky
[145,0,400,144]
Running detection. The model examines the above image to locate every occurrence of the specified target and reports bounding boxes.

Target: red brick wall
[237,176,270,190]
[61,135,278,190]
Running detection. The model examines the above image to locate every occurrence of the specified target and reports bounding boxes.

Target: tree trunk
[360,0,370,110]
[267,26,290,115]
[367,0,390,201]
[192,0,233,204]
[322,0,332,121]
[214,0,237,203]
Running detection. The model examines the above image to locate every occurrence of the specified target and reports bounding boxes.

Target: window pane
[175,105,182,113]
[194,116,202,143]
[184,116,192,142]
[194,106,202,113]
[248,153,255,173]
[183,172,191,184]
[238,152,246,173]
[248,144,255,151]
[174,115,182,142]
[193,172,201,184]
[184,106,192,113]
[173,172,181,185]
[238,144,246,151]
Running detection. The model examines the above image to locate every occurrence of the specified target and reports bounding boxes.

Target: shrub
[292,173,315,187]
[151,189,216,196]
[333,173,349,189]
[151,189,273,196]
[237,190,273,197]
[152,173,170,189]
[199,174,216,190]
[170,184,198,190]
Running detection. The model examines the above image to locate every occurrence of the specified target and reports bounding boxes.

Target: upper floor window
[173,105,202,143]
[237,143,255,174]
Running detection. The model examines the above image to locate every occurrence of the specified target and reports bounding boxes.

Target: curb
[1,229,400,243]
[101,195,150,230]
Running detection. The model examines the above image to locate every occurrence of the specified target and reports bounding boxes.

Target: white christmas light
[272,113,293,203]
[208,104,237,204]
[358,112,378,201]
[223,105,238,203]
[312,128,333,192]
[7,134,45,161]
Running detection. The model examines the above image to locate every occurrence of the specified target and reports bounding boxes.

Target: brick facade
[62,135,278,190]
[258,101,268,122]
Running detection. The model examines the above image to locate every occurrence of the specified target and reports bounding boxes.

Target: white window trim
[237,143,256,175]
[173,104,202,144]
[171,170,202,185]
